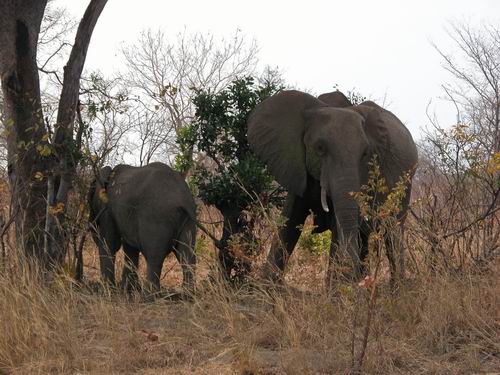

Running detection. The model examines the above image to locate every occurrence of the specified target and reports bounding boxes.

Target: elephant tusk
[321,186,329,212]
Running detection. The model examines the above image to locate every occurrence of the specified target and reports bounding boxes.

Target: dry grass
[0,247,499,375]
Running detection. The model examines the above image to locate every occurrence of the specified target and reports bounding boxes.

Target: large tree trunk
[0,0,108,269]
[0,1,49,261]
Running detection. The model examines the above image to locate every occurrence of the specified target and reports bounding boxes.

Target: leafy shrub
[298,226,331,256]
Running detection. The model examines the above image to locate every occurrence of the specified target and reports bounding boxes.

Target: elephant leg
[398,224,406,281]
[99,250,116,285]
[218,211,241,280]
[385,192,411,287]
[143,241,170,293]
[395,193,411,282]
[266,194,309,278]
[326,216,339,288]
[385,232,397,288]
[96,237,120,286]
[173,223,196,290]
[121,243,140,292]
[145,255,164,293]
[141,223,174,295]
[359,228,370,275]
[384,224,405,288]
[92,212,121,286]
[327,217,368,286]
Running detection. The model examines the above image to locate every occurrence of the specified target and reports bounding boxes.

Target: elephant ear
[317,91,352,108]
[88,166,113,220]
[88,166,112,200]
[353,101,389,152]
[247,90,324,196]
[98,166,113,189]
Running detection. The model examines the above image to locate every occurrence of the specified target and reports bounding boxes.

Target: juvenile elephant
[89,162,196,291]
[247,90,418,283]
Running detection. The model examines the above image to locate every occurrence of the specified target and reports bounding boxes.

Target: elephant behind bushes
[248,90,418,284]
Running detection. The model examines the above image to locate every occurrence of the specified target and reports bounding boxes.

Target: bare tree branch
[120,28,259,164]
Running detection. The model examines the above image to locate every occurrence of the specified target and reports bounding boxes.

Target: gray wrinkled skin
[248,90,418,284]
[89,162,196,292]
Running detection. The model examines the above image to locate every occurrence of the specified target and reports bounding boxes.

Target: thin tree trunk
[44,0,108,267]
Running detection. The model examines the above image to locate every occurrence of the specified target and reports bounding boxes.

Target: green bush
[175,76,284,212]
[298,225,332,256]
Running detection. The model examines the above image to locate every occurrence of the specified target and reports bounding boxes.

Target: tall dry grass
[0,252,498,374]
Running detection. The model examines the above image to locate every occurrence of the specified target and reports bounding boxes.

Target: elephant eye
[361,149,371,160]
[316,142,326,156]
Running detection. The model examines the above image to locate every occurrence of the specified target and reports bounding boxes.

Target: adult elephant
[89,162,196,291]
[247,90,418,283]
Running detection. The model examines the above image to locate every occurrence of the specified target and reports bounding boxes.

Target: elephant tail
[180,207,222,250]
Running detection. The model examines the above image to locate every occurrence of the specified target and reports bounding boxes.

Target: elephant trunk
[323,166,362,277]
[333,200,361,272]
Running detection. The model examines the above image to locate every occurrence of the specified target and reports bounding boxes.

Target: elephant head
[247,90,389,273]
[317,91,352,107]
[88,166,113,221]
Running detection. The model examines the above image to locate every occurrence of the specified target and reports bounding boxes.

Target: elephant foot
[325,262,370,294]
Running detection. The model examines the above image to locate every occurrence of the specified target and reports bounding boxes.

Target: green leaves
[176,76,284,211]
[298,226,331,256]
[84,72,129,122]
[192,154,276,209]
[174,123,197,175]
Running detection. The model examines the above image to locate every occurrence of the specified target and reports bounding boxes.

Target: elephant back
[109,163,196,217]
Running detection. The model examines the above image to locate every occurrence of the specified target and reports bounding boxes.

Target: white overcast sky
[59,0,500,139]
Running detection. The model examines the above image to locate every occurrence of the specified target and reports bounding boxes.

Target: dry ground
[0,241,499,375]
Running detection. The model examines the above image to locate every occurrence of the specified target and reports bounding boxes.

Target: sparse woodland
[0,2,498,374]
